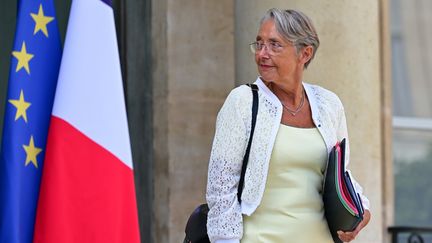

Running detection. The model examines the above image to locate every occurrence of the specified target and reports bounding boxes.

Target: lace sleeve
[206,88,249,243]
[336,102,371,210]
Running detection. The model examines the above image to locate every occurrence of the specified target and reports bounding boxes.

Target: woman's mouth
[259,64,275,70]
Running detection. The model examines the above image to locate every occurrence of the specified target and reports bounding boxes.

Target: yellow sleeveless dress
[241,124,333,243]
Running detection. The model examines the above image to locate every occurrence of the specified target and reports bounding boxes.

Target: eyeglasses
[249,41,286,55]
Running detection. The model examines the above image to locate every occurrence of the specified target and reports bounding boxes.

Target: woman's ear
[300,46,313,64]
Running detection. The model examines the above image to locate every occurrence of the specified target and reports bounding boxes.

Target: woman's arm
[336,102,371,242]
[336,103,370,210]
[206,88,249,243]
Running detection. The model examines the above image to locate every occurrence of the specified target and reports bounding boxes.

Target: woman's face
[254,20,310,83]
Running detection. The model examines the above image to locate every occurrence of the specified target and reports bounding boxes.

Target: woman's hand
[337,210,371,242]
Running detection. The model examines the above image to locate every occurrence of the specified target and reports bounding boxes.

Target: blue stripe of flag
[0,0,62,242]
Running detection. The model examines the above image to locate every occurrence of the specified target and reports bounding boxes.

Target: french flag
[33,0,141,242]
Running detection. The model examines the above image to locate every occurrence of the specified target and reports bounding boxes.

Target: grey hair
[260,8,320,68]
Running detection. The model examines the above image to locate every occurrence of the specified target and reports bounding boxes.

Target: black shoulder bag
[183,84,259,243]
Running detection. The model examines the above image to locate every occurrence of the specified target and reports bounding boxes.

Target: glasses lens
[250,43,257,54]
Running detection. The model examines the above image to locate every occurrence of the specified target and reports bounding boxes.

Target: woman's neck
[265,79,304,106]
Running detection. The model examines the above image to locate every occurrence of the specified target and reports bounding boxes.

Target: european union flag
[0,0,62,242]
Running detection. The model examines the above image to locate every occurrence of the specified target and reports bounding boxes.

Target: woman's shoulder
[305,82,344,109]
[224,84,254,106]
[229,84,253,97]
[216,84,254,119]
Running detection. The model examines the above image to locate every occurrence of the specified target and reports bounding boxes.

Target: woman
[206,8,371,243]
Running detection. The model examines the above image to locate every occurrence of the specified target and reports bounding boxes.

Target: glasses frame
[249,41,288,55]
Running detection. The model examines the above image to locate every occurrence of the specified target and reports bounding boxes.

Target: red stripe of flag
[33,116,140,243]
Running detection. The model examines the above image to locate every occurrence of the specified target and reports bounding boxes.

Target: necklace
[268,82,306,116]
[281,90,304,116]
[273,83,305,116]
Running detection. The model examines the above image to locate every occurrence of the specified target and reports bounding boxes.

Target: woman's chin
[257,67,277,80]
[258,73,276,82]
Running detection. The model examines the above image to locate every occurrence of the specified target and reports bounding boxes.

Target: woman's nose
[257,46,270,58]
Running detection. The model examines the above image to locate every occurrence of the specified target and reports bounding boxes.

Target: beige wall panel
[166,0,235,242]
[236,1,384,242]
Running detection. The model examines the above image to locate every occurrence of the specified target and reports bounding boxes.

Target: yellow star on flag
[30,4,54,37]
[12,42,34,74]
[23,136,42,168]
[8,90,31,123]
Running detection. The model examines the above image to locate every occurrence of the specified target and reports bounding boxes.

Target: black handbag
[183,84,259,243]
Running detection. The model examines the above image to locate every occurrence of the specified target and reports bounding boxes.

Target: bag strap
[237,83,259,203]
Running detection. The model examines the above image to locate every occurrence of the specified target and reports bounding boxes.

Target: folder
[323,138,364,243]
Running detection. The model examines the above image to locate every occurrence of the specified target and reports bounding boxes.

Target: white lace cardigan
[205,77,370,243]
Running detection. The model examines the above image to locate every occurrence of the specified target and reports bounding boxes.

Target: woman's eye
[271,42,282,48]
